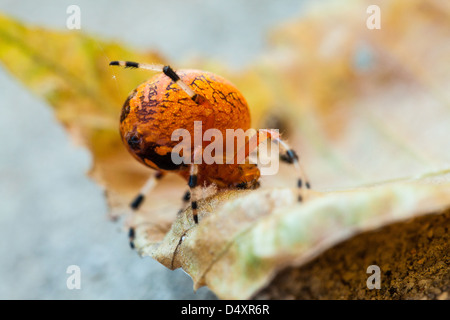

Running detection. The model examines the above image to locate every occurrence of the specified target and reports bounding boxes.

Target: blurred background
[0,0,312,299]
[0,0,449,299]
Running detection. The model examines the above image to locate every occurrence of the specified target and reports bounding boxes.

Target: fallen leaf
[257,0,450,189]
[0,13,166,211]
[134,170,450,299]
[1,0,449,300]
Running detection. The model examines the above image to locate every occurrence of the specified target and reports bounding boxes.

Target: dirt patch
[256,209,450,300]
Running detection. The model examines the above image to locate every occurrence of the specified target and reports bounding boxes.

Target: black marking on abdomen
[139,143,182,171]
[127,134,141,149]
[120,89,137,123]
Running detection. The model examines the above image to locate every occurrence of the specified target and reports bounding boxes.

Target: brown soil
[255,209,450,300]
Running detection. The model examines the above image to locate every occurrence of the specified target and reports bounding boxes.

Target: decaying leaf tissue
[0,0,448,300]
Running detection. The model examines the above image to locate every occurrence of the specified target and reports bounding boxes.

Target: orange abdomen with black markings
[119,70,260,188]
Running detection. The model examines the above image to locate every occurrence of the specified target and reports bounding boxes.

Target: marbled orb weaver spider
[110,61,311,249]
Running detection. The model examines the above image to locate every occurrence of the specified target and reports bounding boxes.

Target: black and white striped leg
[109,61,200,103]
[188,163,200,224]
[128,227,135,249]
[278,141,311,202]
[161,65,200,102]
[177,190,191,215]
[129,171,164,211]
[128,171,164,249]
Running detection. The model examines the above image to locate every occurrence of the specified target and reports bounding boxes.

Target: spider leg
[128,170,164,249]
[188,164,199,224]
[177,190,191,215]
[235,129,311,201]
[187,145,203,224]
[129,171,164,210]
[109,61,200,102]
[276,135,311,202]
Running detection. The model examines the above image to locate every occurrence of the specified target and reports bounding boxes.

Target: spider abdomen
[119,70,252,182]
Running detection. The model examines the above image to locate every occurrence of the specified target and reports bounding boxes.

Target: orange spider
[110,61,311,248]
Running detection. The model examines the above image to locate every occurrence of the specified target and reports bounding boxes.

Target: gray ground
[0,0,309,299]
